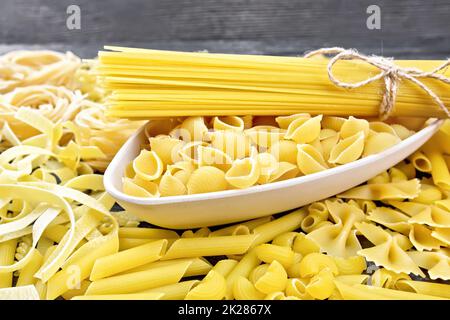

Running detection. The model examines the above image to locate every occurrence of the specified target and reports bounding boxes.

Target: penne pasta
[61,280,91,300]
[0,239,18,288]
[85,260,192,295]
[425,147,450,191]
[162,235,257,260]
[142,280,200,300]
[16,249,43,286]
[119,238,158,251]
[212,259,239,277]
[252,209,307,246]
[208,216,272,237]
[90,239,168,280]
[395,279,450,299]
[117,258,212,278]
[225,249,260,299]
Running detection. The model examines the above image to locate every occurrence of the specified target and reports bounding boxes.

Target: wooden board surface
[0,0,449,58]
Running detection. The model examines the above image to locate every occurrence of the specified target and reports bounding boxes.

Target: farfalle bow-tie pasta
[123,115,414,197]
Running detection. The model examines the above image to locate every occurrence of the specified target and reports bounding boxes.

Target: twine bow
[304,47,450,120]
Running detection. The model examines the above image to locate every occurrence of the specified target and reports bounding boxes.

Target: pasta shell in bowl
[104,118,442,229]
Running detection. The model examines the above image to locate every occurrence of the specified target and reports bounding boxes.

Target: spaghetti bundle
[98,46,450,119]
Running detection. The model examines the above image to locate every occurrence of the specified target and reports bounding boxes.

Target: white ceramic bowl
[104,120,442,229]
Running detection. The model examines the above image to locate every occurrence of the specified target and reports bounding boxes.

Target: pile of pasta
[1,108,449,300]
[1,49,450,300]
[0,50,144,171]
[123,114,415,197]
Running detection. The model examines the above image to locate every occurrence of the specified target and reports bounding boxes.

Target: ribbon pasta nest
[0,51,144,169]
[1,49,450,300]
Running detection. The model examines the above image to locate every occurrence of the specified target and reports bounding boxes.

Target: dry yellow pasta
[162,234,257,260]
[99,47,450,119]
[1,49,450,301]
[122,113,415,198]
[225,249,260,299]
[90,239,167,280]
[233,276,265,300]
[141,280,200,300]
[118,258,212,278]
[254,260,288,294]
[255,244,295,268]
[85,260,191,295]
[185,270,227,300]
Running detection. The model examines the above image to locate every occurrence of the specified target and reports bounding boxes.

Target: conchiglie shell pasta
[198,146,233,171]
[133,150,163,181]
[320,128,338,140]
[285,115,322,144]
[363,132,401,157]
[225,157,260,189]
[124,162,135,179]
[187,166,228,194]
[124,113,411,199]
[179,116,209,142]
[268,140,297,164]
[297,144,328,175]
[210,131,252,160]
[245,126,285,149]
[321,116,346,132]
[329,132,365,164]
[144,118,179,138]
[339,116,369,139]
[275,113,311,129]
[166,161,195,185]
[122,177,159,198]
[268,162,300,183]
[369,121,398,136]
[133,175,161,195]
[320,129,340,161]
[256,153,279,184]
[391,124,414,140]
[213,116,244,132]
[159,172,187,196]
[149,135,184,166]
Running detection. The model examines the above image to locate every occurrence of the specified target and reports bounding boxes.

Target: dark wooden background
[0,0,449,58]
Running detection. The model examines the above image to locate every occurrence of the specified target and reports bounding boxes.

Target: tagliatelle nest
[0,54,144,170]
[0,50,81,93]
